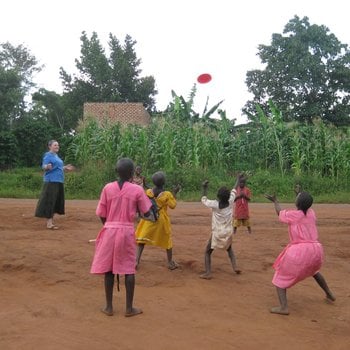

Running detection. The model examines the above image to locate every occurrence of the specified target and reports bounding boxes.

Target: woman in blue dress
[35,140,74,229]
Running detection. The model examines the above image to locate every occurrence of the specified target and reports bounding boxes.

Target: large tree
[31,88,76,132]
[244,16,350,126]
[0,42,42,131]
[59,31,157,128]
[108,34,156,110]
[0,67,21,132]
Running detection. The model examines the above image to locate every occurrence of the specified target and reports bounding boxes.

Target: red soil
[0,199,349,350]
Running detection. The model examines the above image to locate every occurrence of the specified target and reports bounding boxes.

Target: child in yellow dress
[135,171,181,270]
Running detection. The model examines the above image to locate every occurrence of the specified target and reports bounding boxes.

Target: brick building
[83,102,151,126]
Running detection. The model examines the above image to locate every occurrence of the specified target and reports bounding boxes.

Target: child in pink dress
[265,191,335,315]
[90,158,152,317]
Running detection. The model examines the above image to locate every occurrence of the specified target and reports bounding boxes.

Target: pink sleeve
[137,189,152,214]
[279,209,301,224]
[96,187,107,218]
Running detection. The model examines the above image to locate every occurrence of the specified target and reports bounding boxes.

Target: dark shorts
[35,182,65,218]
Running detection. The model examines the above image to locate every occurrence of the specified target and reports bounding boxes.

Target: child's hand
[201,180,209,197]
[264,193,277,202]
[234,174,241,188]
[294,184,302,195]
[173,184,181,194]
[44,163,53,171]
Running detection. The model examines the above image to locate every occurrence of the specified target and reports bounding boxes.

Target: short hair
[217,186,230,203]
[115,158,134,181]
[296,191,313,215]
[152,171,165,186]
[47,140,58,147]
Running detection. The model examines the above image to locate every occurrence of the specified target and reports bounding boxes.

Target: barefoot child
[90,158,152,317]
[135,171,181,270]
[265,191,335,315]
[200,178,241,280]
[233,175,252,234]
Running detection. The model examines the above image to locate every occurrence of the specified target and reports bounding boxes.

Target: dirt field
[0,198,349,350]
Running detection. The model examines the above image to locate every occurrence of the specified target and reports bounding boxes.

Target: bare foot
[168,261,179,270]
[270,306,289,315]
[101,307,113,316]
[125,307,143,317]
[199,273,212,280]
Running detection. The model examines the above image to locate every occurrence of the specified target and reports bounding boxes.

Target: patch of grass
[0,168,43,198]
[0,167,349,203]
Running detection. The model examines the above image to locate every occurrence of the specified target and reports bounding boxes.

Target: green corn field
[63,102,350,201]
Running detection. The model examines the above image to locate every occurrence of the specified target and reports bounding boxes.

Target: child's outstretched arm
[172,184,181,198]
[233,174,241,189]
[264,194,281,216]
[202,180,209,197]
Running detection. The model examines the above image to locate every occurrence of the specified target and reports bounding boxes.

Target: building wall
[83,102,151,126]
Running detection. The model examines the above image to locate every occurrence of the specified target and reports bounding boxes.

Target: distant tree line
[0,16,349,169]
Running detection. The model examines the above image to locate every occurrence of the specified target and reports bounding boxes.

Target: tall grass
[61,104,350,203]
[4,103,348,202]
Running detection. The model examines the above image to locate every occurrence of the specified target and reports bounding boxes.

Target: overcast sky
[1,0,349,124]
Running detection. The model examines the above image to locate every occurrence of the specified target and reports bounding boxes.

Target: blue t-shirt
[42,152,64,183]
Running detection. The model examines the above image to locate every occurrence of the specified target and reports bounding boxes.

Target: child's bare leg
[166,248,179,270]
[101,271,114,316]
[247,226,252,234]
[313,272,336,302]
[233,227,237,234]
[227,246,241,274]
[136,244,145,269]
[125,274,142,317]
[200,240,213,279]
[270,287,289,315]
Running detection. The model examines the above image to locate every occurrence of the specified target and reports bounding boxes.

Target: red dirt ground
[0,199,349,350]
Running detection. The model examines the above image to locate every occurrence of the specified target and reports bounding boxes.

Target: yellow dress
[135,189,177,249]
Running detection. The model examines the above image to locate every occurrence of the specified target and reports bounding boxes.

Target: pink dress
[90,181,151,275]
[272,208,324,289]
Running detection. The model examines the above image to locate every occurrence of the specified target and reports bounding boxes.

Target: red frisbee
[197,73,212,84]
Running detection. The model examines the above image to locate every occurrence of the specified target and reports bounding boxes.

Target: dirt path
[0,199,349,350]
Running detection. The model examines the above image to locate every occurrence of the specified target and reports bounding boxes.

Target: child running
[90,158,152,317]
[135,171,181,270]
[200,178,241,280]
[265,191,336,315]
[233,175,252,234]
